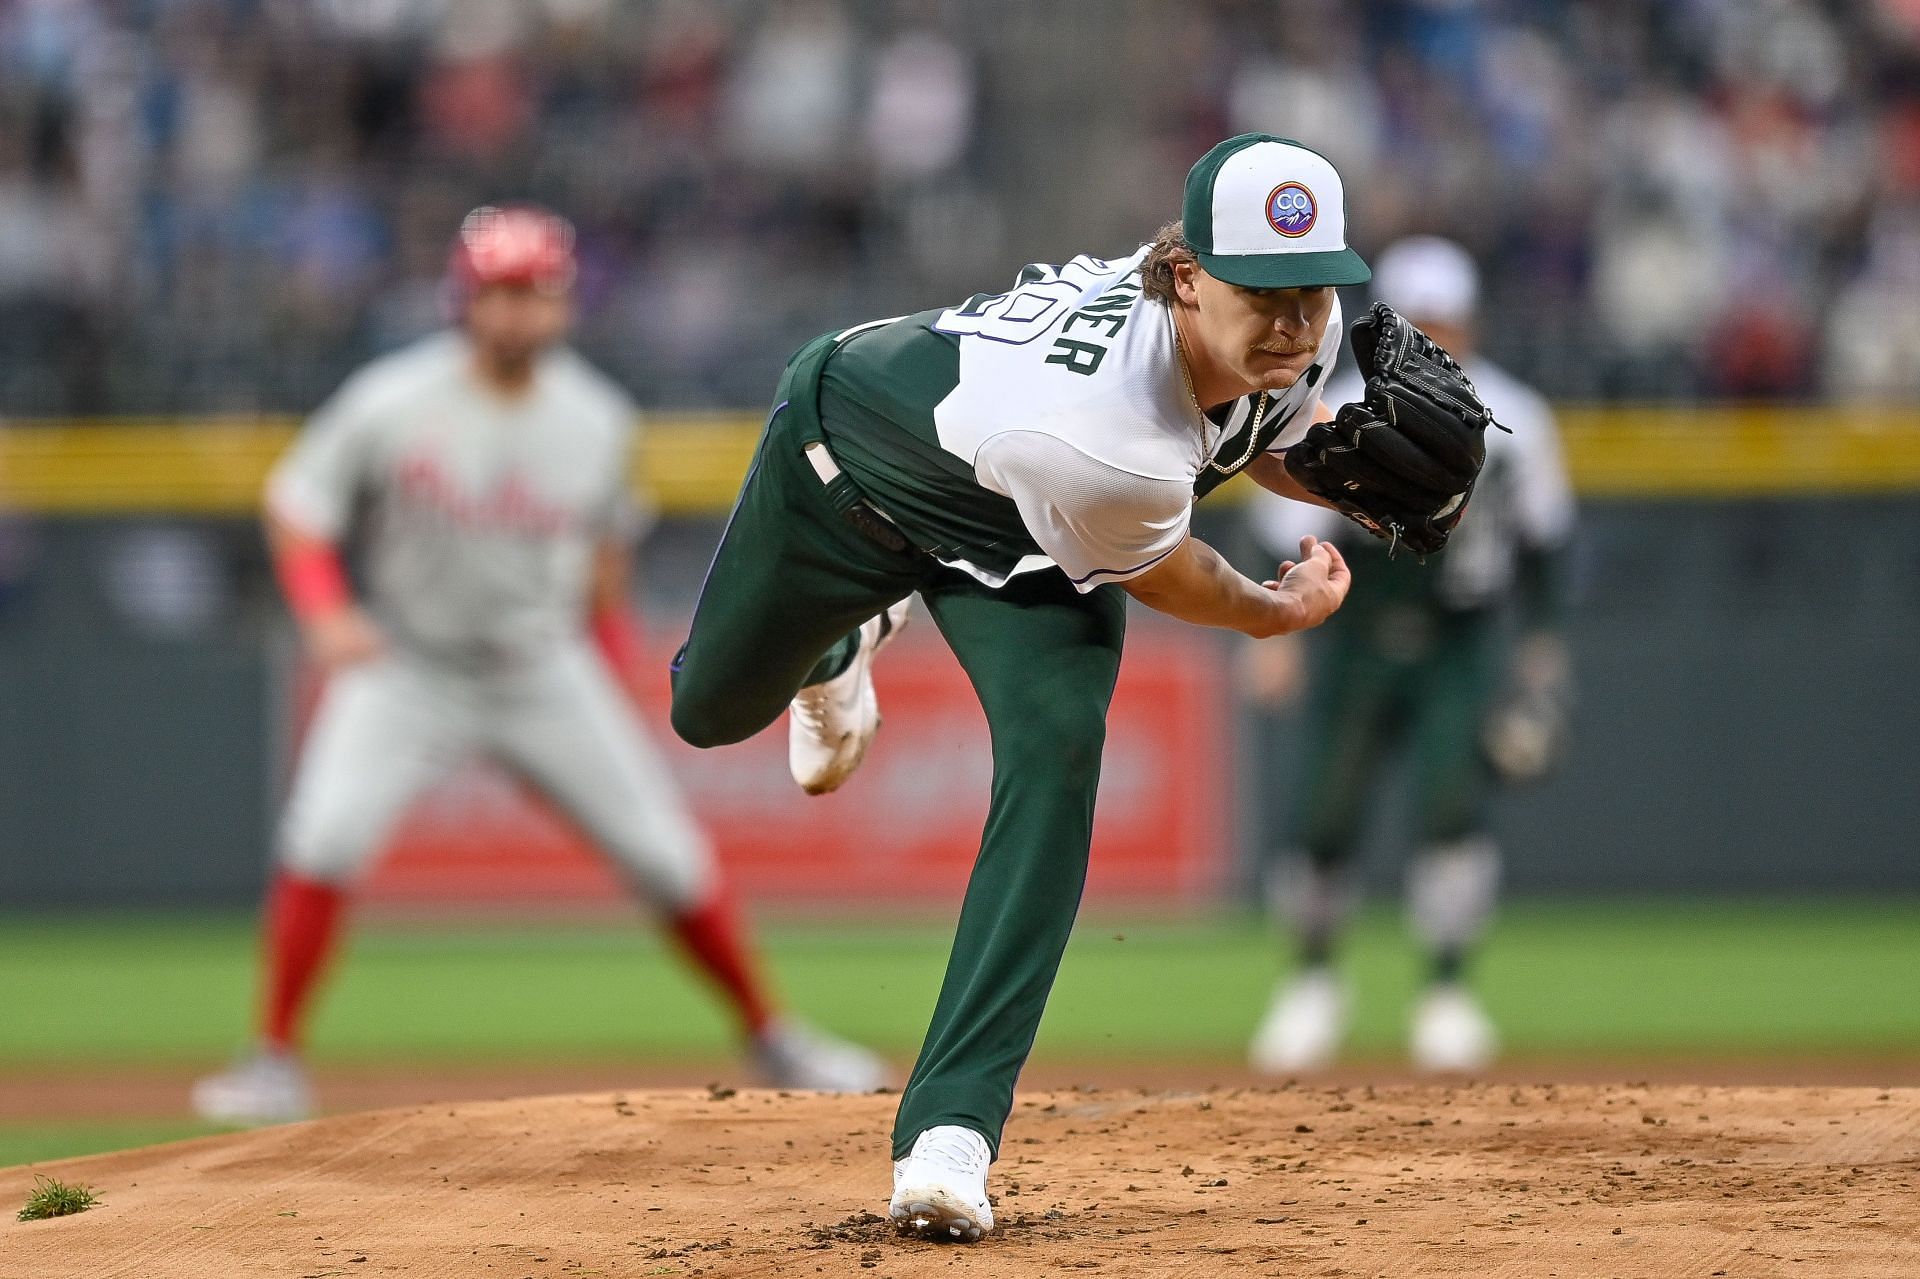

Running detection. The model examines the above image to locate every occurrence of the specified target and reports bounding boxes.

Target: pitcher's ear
[1172,259,1202,306]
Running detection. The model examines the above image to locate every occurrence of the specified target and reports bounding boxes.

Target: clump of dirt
[806,1209,893,1246]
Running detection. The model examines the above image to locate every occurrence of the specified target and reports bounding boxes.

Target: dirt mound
[2,1084,1914,1277]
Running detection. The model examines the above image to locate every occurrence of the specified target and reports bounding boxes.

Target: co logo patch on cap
[1266,183,1317,238]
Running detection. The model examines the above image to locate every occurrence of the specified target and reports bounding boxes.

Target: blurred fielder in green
[1243,236,1577,1075]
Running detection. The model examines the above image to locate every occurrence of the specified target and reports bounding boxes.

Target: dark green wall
[1231,496,1920,894]
[0,520,275,906]
[1,498,1915,906]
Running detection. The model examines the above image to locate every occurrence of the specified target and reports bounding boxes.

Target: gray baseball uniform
[266,331,711,908]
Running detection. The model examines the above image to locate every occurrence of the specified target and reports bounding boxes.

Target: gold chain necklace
[1173,313,1268,476]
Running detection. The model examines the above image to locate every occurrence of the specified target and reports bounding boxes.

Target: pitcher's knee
[669,696,729,749]
[993,700,1109,789]
[670,688,759,749]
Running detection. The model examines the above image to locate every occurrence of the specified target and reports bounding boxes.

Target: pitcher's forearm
[1122,536,1298,637]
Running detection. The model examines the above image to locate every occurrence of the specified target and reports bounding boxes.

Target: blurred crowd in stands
[4,0,1920,415]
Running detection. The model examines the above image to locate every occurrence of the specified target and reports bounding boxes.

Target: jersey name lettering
[1042,272,1144,377]
[933,257,1143,380]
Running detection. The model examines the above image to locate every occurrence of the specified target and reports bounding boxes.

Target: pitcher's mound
[2,1084,1915,1278]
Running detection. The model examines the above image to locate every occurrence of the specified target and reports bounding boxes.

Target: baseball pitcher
[668,136,1495,1239]
[192,206,883,1128]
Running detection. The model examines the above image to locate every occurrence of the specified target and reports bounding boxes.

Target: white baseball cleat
[750,1019,888,1093]
[1410,983,1498,1074]
[788,599,910,795]
[190,1047,315,1127]
[889,1125,994,1242]
[1248,967,1347,1074]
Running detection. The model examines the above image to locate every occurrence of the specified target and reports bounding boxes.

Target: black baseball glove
[1283,302,1501,556]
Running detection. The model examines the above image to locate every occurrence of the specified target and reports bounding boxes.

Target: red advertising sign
[330,622,1227,906]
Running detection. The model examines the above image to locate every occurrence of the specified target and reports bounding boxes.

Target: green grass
[0,1123,219,1170]
[1059,898,1920,1058]
[0,900,1915,1166]
[1,901,1916,1066]
[16,1174,99,1220]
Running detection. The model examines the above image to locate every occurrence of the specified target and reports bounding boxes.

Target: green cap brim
[1197,245,1372,289]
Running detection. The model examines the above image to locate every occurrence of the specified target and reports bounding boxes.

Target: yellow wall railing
[3,407,1919,515]
[0,413,754,517]
[1554,406,1920,496]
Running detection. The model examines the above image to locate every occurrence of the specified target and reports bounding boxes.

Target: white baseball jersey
[268,333,709,907]
[818,245,1343,591]
[1250,354,1574,608]
[268,331,644,664]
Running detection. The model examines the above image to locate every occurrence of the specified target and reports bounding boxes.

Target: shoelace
[914,1128,989,1178]
[791,628,866,734]
[793,608,900,736]
[790,683,838,735]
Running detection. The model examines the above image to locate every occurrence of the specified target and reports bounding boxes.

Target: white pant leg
[486,643,714,912]
[278,657,474,883]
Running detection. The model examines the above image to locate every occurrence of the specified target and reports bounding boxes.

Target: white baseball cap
[1183,133,1370,289]
[1371,236,1479,324]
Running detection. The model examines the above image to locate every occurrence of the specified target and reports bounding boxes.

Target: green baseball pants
[1289,611,1501,866]
[670,345,1126,1160]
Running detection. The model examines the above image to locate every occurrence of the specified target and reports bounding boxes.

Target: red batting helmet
[447,204,577,306]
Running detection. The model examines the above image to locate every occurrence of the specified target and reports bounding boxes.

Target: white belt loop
[803,440,842,486]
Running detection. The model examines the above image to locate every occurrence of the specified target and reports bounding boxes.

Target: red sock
[260,870,347,1052]
[667,885,776,1038]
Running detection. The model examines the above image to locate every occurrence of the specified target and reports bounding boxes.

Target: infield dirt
[2,1083,1914,1278]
